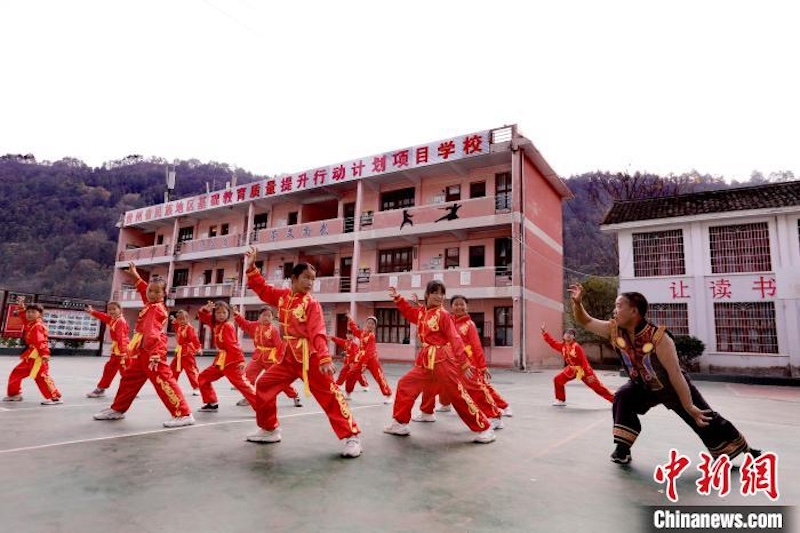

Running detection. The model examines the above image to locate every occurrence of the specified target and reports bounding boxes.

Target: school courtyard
[0,356,796,533]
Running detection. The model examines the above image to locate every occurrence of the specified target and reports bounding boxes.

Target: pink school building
[112,125,572,368]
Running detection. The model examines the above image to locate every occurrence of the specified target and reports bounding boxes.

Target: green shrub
[674,335,705,367]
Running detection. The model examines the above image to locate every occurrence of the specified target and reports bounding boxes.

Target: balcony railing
[355,267,513,293]
[175,233,244,255]
[118,244,171,262]
[365,195,509,232]
[171,283,237,299]
[251,219,345,246]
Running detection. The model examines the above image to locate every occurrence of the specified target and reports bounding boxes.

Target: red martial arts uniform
[542,331,614,403]
[235,314,297,400]
[170,322,201,390]
[344,319,392,396]
[196,310,257,407]
[420,314,506,415]
[391,295,492,432]
[6,311,61,400]
[90,310,131,389]
[246,268,359,440]
[332,336,368,388]
[110,278,191,417]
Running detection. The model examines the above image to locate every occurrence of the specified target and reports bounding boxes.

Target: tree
[566,276,618,362]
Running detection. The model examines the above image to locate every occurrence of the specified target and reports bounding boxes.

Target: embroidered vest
[609,319,669,391]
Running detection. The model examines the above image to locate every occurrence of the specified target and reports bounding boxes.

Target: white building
[601,181,800,377]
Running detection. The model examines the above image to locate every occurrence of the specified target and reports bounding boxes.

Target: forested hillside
[0,154,259,300]
[0,152,789,301]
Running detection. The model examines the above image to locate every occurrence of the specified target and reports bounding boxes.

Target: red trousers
[96,355,127,390]
[111,356,191,417]
[198,362,257,405]
[336,363,368,388]
[170,354,200,390]
[7,358,61,399]
[345,356,392,396]
[418,368,502,418]
[245,357,297,399]
[255,354,359,439]
[554,367,614,402]
[393,360,491,432]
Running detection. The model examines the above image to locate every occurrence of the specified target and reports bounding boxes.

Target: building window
[444,247,460,269]
[244,310,261,321]
[156,234,164,245]
[173,268,189,287]
[469,245,485,268]
[375,308,410,344]
[470,312,486,344]
[714,302,778,354]
[215,269,224,284]
[445,184,461,202]
[208,226,217,238]
[178,226,194,242]
[253,213,269,231]
[288,212,298,225]
[221,223,229,236]
[494,306,513,346]
[632,229,686,277]
[495,172,512,210]
[709,222,771,274]
[647,303,689,336]
[203,269,212,284]
[378,247,413,273]
[470,181,486,199]
[380,187,415,211]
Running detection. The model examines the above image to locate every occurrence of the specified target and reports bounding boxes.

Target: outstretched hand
[388,287,399,299]
[244,245,258,271]
[568,283,584,304]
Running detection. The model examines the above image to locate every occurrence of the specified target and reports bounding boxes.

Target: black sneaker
[611,444,632,464]
[199,403,219,412]
[748,448,762,458]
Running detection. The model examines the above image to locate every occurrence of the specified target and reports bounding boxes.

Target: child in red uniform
[384,282,496,444]
[170,310,201,397]
[195,300,257,412]
[243,246,362,458]
[93,263,194,427]
[344,313,392,403]
[234,306,301,408]
[3,297,62,405]
[415,295,509,423]
[541,323,614,406]
[331,331,368,394]
[86,301,130,398]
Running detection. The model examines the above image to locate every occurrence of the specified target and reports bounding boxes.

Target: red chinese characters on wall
[709,278,732,299]
[669,280,690,299]
[752,276,777,298]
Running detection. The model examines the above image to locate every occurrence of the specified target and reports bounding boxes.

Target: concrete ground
[0,356,797,533]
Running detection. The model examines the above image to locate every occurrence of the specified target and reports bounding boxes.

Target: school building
[601,181,800,377]
[112,125,572,368]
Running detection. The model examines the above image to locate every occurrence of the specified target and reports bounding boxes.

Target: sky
[1,0,798,182]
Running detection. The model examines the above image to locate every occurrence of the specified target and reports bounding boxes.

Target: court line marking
[0,403,385,455]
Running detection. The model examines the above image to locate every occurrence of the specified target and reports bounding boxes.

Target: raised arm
[389,287,420,325]
[569,283,611,339]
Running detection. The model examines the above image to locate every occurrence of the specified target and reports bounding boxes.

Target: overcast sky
[1,0,797,182]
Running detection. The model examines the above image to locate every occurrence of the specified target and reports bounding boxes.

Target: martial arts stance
[344,313,392,403]
[85,302,130,398]
[170,310,201,396]
[570,284,760,464]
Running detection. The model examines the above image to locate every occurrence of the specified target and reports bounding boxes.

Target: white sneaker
[502,406,513,417]
[382,395,392,405]
[236,398,250,407]
[383,419,411,436]
[246,427,282,443]
[473,428,496,444]
[86,388,106,398]
[192,389,200,396]
[340,436,362,458]
[3,394,23,402]
[552,399,567,407]
[94,408,125,420]
[361,386,370,392]
[411,412,436,423]
[490,417,504,430]
[293,397,303,408]
[41,398,64,406]
[435,404,452,413]
[163,414,195,428]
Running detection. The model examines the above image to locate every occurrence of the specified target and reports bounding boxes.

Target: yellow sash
[111,341,120,356]
[422,344,439,370]
[572,365,585,381]
[256,346,278,364]
[128,332,143,352]
[175,345,183,371]
[28,349,42,378]
[215,349,227,369]
[285,336,311,397]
